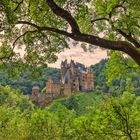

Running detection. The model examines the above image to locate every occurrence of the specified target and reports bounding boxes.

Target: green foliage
[106,51,140,94]
[61,94,79,110]
[1,0,140,68]
[0,85,140,139]
[0,67,60,94]
[92,59,109,93]
[48,91,103,116]
[1,0,140,138]
[0,86,34,111]
[71,92,140,140]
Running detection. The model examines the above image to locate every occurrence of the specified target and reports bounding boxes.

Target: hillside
[1,85,140,139]
[48,91,103,116]
[1,54,140,140]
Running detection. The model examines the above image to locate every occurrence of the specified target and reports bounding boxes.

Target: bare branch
[136,25,140,29]
[0,55,12,61]
[109,1,127,19]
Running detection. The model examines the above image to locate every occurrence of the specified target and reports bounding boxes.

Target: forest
[1,0,140,139]
[1,52,140,139]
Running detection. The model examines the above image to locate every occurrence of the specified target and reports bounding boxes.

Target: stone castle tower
[30,60,94,106]
[61,59,94,92]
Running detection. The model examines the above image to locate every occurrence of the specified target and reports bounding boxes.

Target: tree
[62,94,79,111]
[106,51,140,94]
[73,92,140,140]
[0,0,140,66]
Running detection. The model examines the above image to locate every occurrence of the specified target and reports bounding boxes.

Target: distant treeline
[0,67,60,94]
[92,58,140,95]
[0,58,140,95]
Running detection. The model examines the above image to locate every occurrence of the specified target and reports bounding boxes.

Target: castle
[30,60,94,106]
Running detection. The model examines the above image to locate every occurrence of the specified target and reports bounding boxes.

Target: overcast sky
[13,36,107,68]
[48,46,107,68]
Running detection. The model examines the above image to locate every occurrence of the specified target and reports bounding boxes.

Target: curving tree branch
[116,29,140,48]
[46,0,140,66]
[47,0,80,34]
[16,20,140,66]
[17,21,73,37]
[13,0,140,66]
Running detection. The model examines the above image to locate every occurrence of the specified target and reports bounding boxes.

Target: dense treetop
[0,0,140,66]
[1,86,140,139]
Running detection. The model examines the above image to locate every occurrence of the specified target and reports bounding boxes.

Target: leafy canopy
[0,0,140,66]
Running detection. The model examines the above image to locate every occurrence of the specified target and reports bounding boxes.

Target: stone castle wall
[30,60,94,106]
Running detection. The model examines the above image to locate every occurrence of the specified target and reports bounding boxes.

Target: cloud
[48,46,107,68]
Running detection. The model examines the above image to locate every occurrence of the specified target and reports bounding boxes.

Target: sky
[12,24,107,68]
[48,46,108,68]
[14,40,108,68]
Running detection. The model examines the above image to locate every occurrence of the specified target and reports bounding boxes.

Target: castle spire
[70,59,75,67]
[61,60,64,67]
[64,59,67,67]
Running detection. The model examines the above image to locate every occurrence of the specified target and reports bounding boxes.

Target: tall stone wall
[63,83,71,96]
[51,84,61,98]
